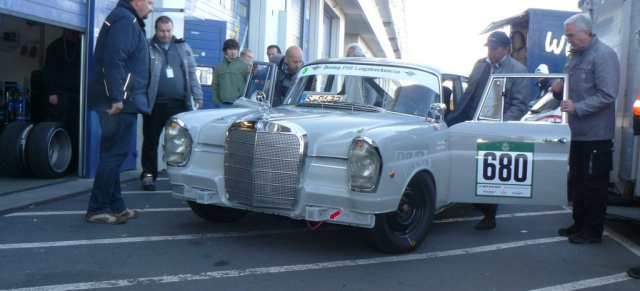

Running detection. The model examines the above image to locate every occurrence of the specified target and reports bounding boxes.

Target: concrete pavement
[0,170,139,215]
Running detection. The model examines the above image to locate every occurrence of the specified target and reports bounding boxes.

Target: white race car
[165,59,570,253]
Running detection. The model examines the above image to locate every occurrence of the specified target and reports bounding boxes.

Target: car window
[476,75,565,124]
[284,64,440,117]
[478,78,504,120]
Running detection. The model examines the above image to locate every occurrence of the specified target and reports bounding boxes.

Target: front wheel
[187,201,249,223]
[369,172,435,253]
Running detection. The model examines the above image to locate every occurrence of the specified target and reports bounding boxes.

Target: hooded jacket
[87,0,150,114]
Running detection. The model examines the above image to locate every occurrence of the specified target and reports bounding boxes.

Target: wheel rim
[387,186,425,235]
[48,128,72,171]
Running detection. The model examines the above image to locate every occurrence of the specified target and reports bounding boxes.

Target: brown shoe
[475,216,496,230]
[86,212,127,224]
[118,209,140,219]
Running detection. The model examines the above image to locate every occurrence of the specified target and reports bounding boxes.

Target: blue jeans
[87,112,137,214]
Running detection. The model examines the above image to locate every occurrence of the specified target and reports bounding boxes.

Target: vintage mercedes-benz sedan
[164,58,570,253]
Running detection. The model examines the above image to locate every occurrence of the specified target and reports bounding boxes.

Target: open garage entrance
[0,11,84,183]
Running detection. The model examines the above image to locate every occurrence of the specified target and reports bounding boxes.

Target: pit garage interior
[0,11,83,183]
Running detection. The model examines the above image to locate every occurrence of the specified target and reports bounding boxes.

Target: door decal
[476,141,534,199]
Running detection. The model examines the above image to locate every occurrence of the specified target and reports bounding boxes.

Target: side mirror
[429,103,447,122]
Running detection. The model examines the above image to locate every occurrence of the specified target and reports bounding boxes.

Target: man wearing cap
[445,31,529,230]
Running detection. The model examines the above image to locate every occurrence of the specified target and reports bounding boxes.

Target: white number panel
[476,142,534,199]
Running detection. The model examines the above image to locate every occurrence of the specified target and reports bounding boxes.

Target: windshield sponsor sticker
[476,141,534,199]
[301,64,428,79]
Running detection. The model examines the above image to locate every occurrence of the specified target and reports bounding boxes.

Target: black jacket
[445,58,491,126]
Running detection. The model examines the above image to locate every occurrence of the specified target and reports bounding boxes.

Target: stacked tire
[0,122,72,179]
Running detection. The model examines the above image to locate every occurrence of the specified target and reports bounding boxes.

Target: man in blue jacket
[85,0,154,224]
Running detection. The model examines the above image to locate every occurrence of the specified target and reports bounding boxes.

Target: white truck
[583,0,640,200]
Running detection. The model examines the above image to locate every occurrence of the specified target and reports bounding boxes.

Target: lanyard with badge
[163,45,174,78]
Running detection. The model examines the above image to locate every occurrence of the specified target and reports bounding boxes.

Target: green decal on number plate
[476,141,534,199]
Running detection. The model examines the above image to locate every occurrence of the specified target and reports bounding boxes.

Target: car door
[446,74,570,206]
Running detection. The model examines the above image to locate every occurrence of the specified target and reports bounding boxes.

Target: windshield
[282,63,441,117]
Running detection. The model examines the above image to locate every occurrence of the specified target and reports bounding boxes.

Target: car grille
[224,125,303,209]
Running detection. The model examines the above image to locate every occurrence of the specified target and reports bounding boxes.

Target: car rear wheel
[369,172,435,253]
[187,200,249,223]
[0,121,35,178]
[26,122,72,179]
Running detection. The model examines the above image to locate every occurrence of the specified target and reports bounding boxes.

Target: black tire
[26,122,72,179]
[369,172,435,253]
[187,200,249,223]
[0,122,35,178]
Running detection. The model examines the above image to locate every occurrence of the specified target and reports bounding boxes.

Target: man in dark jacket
[445,31,529,230]
[85,0,154,225]
[271,45,303,107]
[140,15,203,191]
[43,28,81,172]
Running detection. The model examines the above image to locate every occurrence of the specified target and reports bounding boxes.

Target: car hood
[196,104,412,158]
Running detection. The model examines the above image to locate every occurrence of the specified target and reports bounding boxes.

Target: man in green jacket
[212,39,249,108]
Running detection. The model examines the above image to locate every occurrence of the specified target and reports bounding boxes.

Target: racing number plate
[302,93,344,103]
[476,142,534,199]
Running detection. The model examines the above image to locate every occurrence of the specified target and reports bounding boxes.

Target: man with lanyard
[140,15,203,191]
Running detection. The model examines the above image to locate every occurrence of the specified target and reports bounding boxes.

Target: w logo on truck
[545,31,570,56]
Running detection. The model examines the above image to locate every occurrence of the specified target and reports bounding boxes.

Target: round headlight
[348,138,381,192]
[164,118,192,166]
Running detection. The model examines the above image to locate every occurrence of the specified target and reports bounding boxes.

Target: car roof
[304,57,467,77]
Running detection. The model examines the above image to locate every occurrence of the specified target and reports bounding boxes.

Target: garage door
[0,0,86,30]
[184,19,227,110]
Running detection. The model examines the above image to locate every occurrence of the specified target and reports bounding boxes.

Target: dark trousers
[87,112,137,214]
[141,100,187,180]
[569,140,613,238]
[474,203,497,218]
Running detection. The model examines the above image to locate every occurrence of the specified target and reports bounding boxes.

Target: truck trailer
[486,0,640,200]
